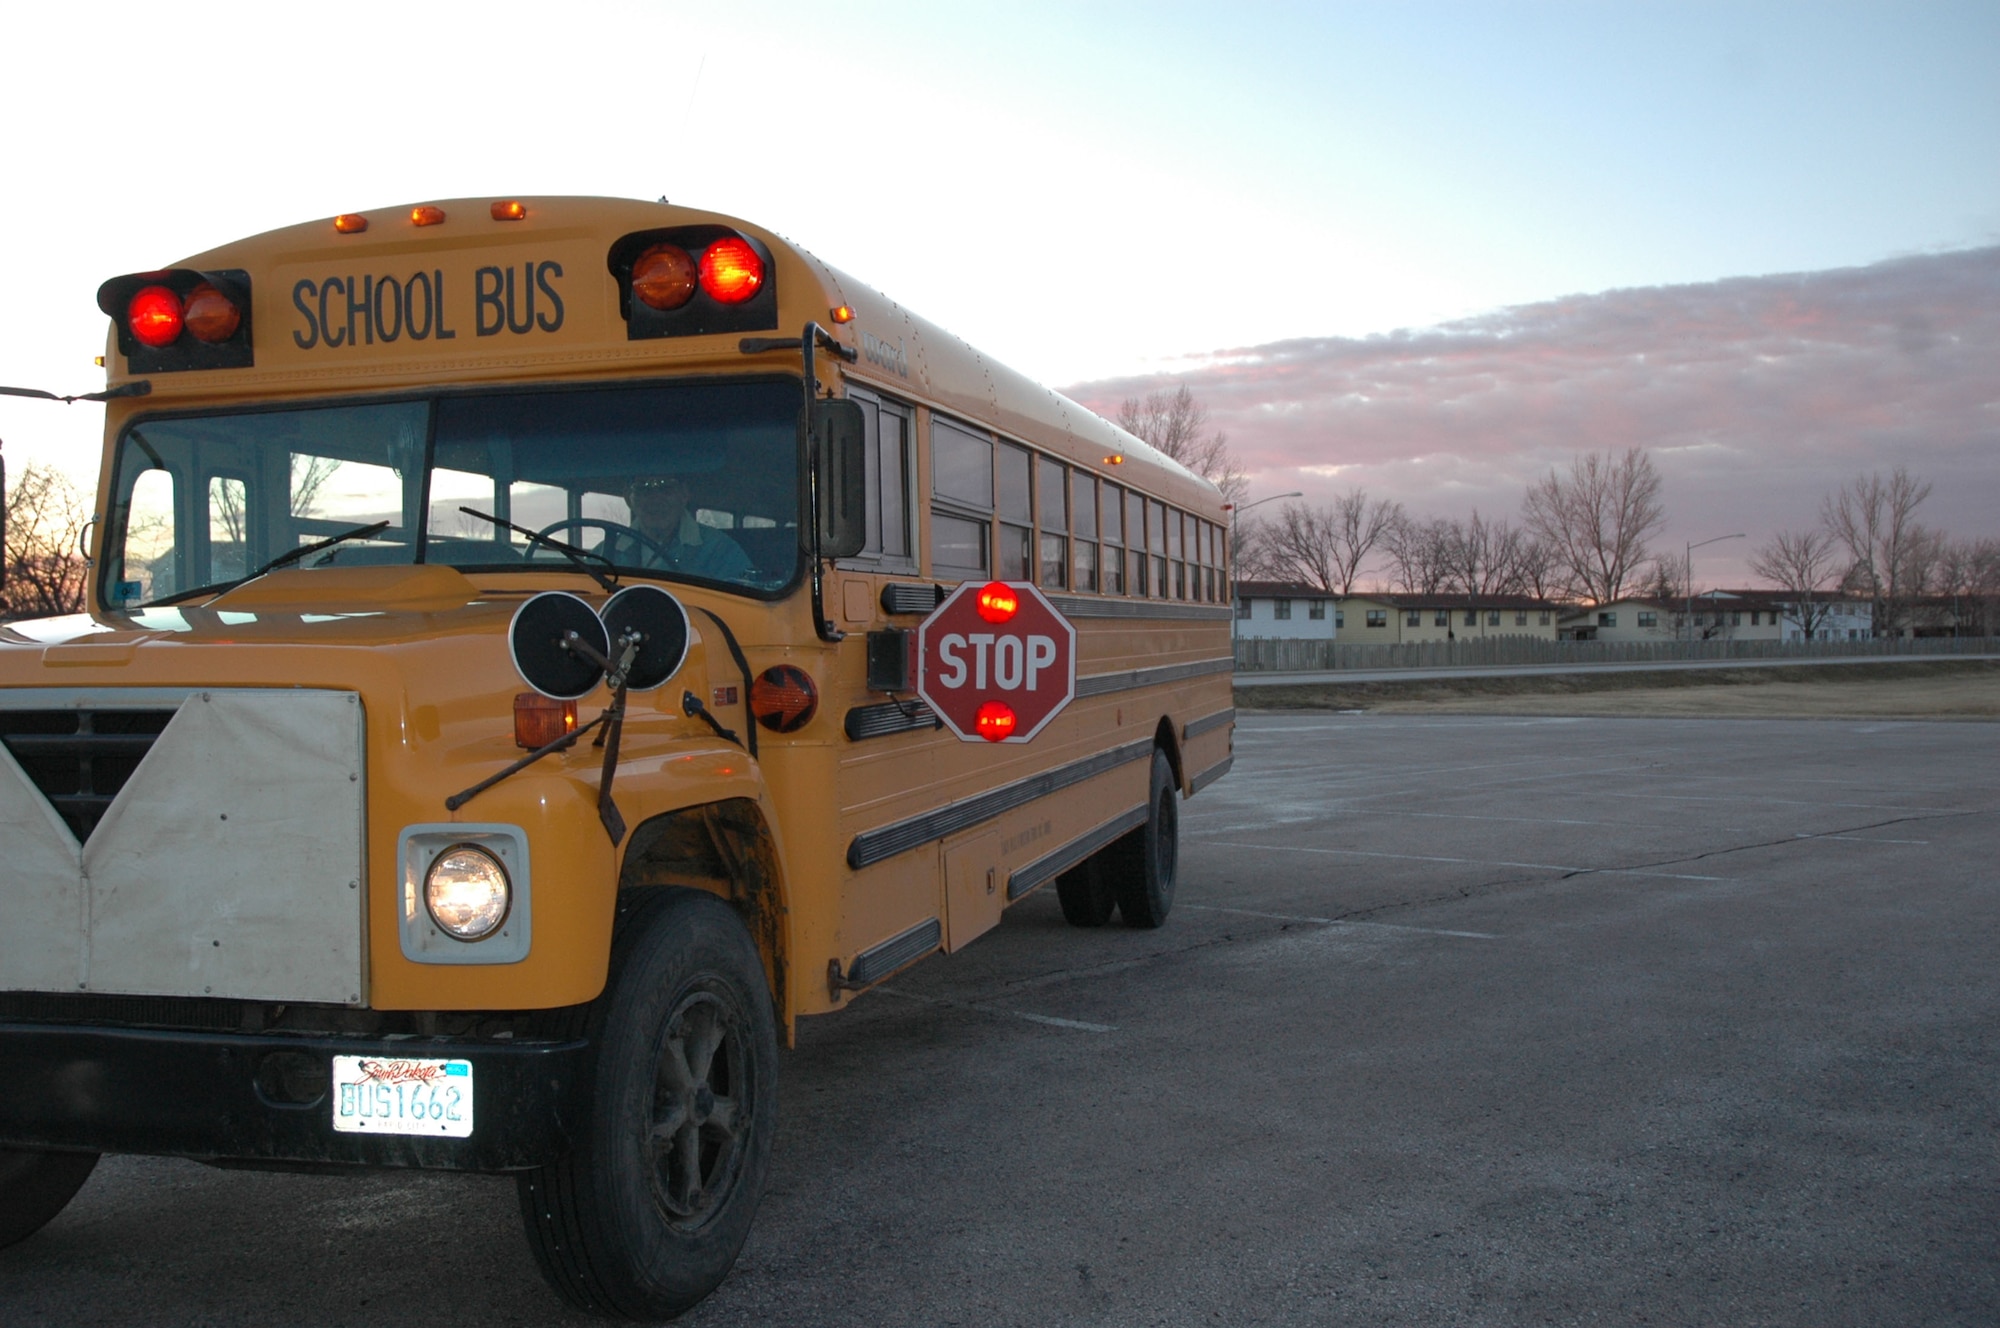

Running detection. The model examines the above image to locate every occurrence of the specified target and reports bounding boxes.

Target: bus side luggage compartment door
[941,830,1003,953]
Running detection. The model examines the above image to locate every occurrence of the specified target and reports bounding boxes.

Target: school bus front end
[0,196,1235,1318]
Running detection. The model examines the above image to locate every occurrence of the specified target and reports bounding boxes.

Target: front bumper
[0,1023,590,1172]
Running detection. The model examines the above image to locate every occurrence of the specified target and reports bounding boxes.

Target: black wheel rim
[646,988,750,1228]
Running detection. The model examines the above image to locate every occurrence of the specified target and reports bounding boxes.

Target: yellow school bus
[0,196,1234,1317]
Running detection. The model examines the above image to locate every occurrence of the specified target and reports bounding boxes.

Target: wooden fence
[1232,635,2000,673]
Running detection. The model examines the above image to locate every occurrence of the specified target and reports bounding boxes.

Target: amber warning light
[514,693,578,749]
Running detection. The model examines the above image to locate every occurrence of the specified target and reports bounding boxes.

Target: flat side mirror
[808,399,866,560]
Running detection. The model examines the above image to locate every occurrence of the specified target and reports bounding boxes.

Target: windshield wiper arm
[457,507,618,593]
[250,520,394,579]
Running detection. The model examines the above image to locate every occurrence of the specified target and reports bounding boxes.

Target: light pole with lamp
[1222,491,1303,637]
[1684,532,1745,642]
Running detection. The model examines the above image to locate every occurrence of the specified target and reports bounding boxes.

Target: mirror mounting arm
[800,320,847,644]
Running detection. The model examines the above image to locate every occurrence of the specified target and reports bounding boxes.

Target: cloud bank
[1065,248,1999,581]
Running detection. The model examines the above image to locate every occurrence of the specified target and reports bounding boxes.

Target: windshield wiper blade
[457,507,618,593]
[142,519,394,607]
[250,520,394,579]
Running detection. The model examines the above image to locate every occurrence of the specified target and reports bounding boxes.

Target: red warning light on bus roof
[127,285,183,348]
[699,238,764,304]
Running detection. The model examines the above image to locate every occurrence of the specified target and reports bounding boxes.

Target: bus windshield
[100,379,802,608]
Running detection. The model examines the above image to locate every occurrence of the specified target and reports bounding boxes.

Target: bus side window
[1127,489,1147,596]
[930,415,993,581]
[119,467,179,604]
[996,442,1031,580]
[1037,456,1067,590]
[1100,482,1124,595]
[849,390,915,568]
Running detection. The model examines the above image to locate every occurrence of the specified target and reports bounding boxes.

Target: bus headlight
[424,845,511,941]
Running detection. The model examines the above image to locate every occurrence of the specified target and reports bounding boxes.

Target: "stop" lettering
[933,633,1058,691]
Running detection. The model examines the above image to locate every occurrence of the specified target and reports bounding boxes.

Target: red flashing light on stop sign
[975,700,1018,741]
[976,582,1019,623]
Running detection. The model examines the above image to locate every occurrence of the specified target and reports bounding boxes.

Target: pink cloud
[1065,248,2000,581]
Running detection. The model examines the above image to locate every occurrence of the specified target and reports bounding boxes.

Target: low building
[1560,591,1873,641]
[1233,580,1338,639]
[1337,593,1561,644]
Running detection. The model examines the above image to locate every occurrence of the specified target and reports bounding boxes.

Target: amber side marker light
[491,200,527,221]
[751,665,818,733]
[1103,454,1125,466]
[411,206,447,227]
[976,581,1020,624]
[127,285,183,348]
[333,214,369,234]
[183,282,242,343]
[514,693,579,749]
[975,700,1019,742]
[830,304,854,324]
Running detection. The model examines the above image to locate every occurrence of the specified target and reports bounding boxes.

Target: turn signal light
[976,582,1020,624]
[632,243,699,310]
[699,237,765,304]
[975,700,1018,742]
[411,206,446,227]
[750,665,818,733]
[491,200,527,221]
[514,692,578,749]
[127,285,183,348]
[182,282,242,343]
[333,213,369,234]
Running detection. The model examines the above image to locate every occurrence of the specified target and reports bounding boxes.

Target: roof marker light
[830,304,854,324]
[411,206,446,227]
[127,285,183,348]
[491,200,527,221]
[333,214,369,234]
[699,237,765,304]
[1103,454,1126,465]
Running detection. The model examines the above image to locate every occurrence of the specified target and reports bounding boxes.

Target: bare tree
[1261,489,1401,593]
[4,461,92,620]
[1820,467,1932,636]
[1117,383,1247,506]
[1521,448,1665,605]
[1513,536,1567,602]
[1637,554,1684,607]
[1439,510,1528,596]
[1749,528,1841,640]
[1381,514,1456,595]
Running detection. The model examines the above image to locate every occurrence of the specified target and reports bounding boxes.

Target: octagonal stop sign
[917,581,1077,743]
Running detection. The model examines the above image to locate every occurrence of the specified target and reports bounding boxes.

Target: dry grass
[1236,659,2000,720]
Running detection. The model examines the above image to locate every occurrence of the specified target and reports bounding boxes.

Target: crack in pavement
[1555,809,1985,880]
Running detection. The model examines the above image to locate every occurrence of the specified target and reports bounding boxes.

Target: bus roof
[104,196,1219,514]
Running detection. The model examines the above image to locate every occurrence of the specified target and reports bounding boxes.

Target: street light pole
[1224,491,1302,635]
[1684,532,1746,642]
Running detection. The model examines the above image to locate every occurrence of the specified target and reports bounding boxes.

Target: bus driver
[604,473,752,581]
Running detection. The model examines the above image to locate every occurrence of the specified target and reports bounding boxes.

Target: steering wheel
[532,518,678,568]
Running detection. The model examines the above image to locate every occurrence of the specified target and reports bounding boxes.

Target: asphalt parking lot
[4,713,1997,1326]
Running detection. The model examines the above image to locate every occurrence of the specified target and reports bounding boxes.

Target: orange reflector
[490,200,527,221]
[830,304,854,324]
[183,282,241,343]
[975,700,1018,742]
[514,693,578,749]
[632,242,698,311]
[333,214,369,234]
[976,581,1020,624]
[127,285,183,348]
[750,665,818,733]
[411,205,446,227]
[699,237,765,304]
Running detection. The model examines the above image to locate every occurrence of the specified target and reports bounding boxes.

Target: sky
[2,0,1994,584]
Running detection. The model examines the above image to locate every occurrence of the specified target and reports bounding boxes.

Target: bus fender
[1152,716,1186,794]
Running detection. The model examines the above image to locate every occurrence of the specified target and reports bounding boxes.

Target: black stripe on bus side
[1189,754,1234,796]
[1075,656,1234,699]
[847,738,1155,869]
[1182,707,1235,742]
[1045,596,1236,622]
[1005,804,1150,902]
[845,700,942,741]
[847,917,943,985]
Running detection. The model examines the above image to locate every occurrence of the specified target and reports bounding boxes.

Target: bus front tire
[517,888,778,1321]
[1112,748,1179,929]
[0,1148,98,1250]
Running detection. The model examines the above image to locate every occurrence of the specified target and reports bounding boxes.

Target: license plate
[330,1055,474,1138]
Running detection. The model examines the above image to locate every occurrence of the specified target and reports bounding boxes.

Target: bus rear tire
[1113,748,1179,929]
[1055,857,1117,927]
[517,888,778,1321]
[0,1148,98,1250]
